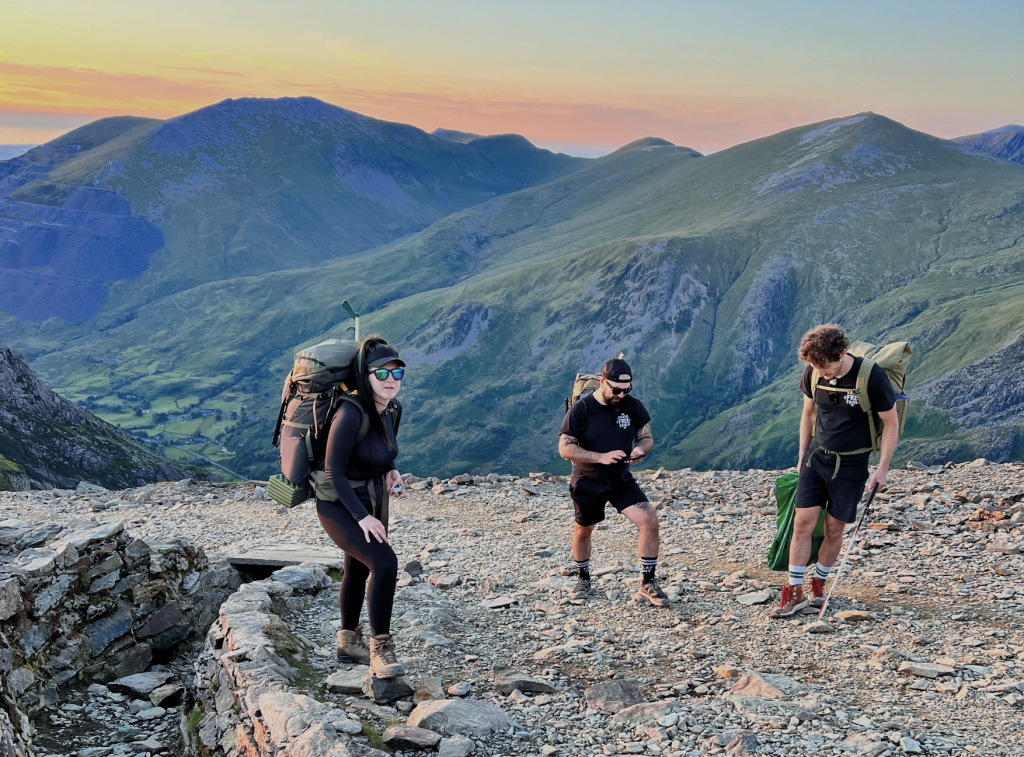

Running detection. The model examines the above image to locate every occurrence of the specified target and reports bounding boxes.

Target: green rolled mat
[767,472,826,570]
[268,474,310,508]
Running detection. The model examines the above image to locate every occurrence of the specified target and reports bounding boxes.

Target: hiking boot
[337,624,370,665]
[636,578,671,608]
[570,577,591,600]
[369,633,406,679]
[807,577,826,608]
[769,584,808,618]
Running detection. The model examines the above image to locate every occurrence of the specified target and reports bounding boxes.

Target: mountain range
[2,98,1024,480]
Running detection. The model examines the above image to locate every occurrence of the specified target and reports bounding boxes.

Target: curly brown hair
[798,324,849,367]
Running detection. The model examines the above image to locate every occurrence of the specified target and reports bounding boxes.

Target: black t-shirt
[323,400,401,521]
[559,394,651,489]
[800,357,895,454]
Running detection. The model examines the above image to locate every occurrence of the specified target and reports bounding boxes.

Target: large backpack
[808,340,912,471]
[563,353,624,414]
[269,339,369,507]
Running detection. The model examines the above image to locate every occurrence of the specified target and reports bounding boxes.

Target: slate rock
[404,560,424,577]
[414,676,446,703]
[735,590,772,605]
[726,731,759,757]
[898,662,955,679]
[584,679,645,713]
[438,735,477,757]
[407,699,513,737]
[729,672,810,700]
[136,600,181,638]
[109,671,174,696]
[149,683,184,707]
[149,622,190,650]
[116,644,153,678]
[85,606,133,656]
[492,664,556,695]
[0,577,21,621]
[325,668,368,695]
[364,675,415,703]
[383,725,443,750]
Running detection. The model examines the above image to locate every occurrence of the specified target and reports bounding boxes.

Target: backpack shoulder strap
[334,393,371,443]
[809,367,820,437]
[856,357,879,452]
[855,358,875,414]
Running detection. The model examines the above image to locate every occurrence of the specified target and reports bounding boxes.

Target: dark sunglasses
[609,385,632,396]
[371,368,405,381]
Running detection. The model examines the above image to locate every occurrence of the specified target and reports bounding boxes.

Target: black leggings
[316,487,398,635]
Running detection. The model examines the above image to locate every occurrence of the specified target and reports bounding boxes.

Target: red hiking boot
[808,577,826,608]
[769,584,808,618]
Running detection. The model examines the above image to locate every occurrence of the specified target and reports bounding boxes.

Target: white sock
[788,564,806,586]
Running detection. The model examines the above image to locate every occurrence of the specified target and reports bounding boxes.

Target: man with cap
[558,358,669,607]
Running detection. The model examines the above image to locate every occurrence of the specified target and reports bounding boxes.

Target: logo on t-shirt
[616,413,631,429]
[845,394,859,407]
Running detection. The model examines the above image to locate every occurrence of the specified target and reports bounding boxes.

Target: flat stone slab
[898,662,955,679]
[325,668,368,695]
[729,672,810,700]
[383,725,443,749]
[407,699,513,737]
[493,664,556,695]
[225,543,344,570]
[364,675,415,703]
[735,590,772,606]
[584,679,645,713]
[109,671,174,696]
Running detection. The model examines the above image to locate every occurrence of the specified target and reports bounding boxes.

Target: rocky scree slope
[0,341,186,490]
[4,462,1021,757]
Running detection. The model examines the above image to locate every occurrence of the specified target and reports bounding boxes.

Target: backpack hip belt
[806,445,873,480]
[310,472,390,523]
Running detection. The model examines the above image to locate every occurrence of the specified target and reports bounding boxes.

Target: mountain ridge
[954,125,1024,166]
[4,105,1024,479]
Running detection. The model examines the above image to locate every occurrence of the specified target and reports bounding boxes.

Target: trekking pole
[818,482,880,618]
[341,300,360,342]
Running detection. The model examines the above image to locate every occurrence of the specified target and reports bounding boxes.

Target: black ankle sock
[641,556,658,585]
[575,559,590,580]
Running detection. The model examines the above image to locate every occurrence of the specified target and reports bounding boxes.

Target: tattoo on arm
[635,423,654,453]
[562,435,580,447]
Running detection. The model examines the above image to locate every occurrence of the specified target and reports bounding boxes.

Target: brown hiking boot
[369,633,406,679]
[337,624,370,665]
[808,577,826,608]
[769,584,808,618]
[636,578,671,608]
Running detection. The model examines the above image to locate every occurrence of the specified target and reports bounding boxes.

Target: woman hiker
[316,335,407,678]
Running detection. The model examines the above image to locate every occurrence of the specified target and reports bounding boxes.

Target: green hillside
[6,108,1024,479]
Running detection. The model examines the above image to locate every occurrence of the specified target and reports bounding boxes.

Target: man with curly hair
[770,325,899,618]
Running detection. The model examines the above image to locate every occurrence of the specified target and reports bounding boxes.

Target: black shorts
[795,449,869,524]
[570,476,648,527]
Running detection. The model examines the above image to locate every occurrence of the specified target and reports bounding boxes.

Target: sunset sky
[1,0,1022,156]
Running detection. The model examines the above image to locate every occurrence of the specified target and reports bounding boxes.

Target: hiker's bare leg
[789,506,822,567]
[817,514,847,567]
[572,523,596,563]
[622,501,659,558]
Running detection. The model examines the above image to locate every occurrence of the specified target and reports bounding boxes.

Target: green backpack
[808,340,912,476]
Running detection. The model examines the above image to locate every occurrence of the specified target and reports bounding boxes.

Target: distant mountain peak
[433,128,486,144]
[610,137,701,157]
[954,125,1024,166]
